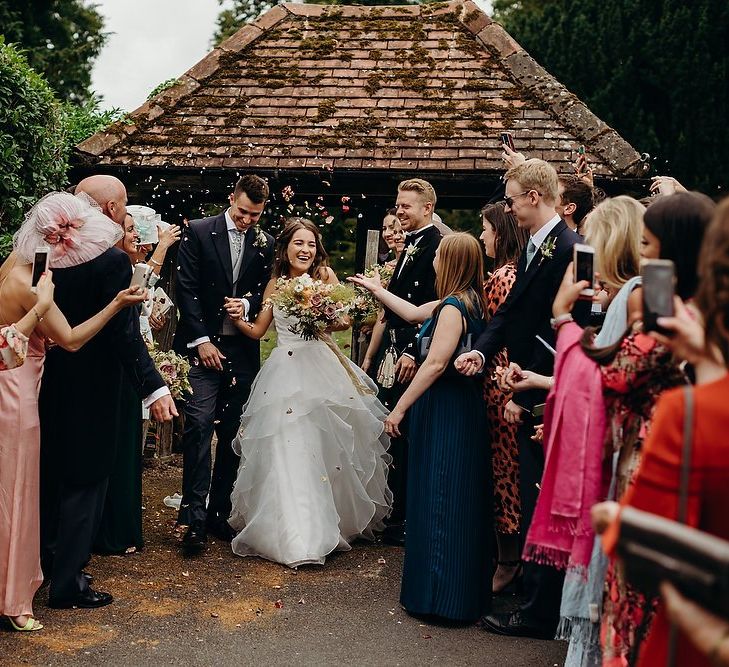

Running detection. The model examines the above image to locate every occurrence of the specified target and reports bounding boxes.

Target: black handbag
[617,385,729,664]
[416,301,473,378]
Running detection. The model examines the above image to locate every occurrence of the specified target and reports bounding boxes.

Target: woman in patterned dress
[479,203,528,593]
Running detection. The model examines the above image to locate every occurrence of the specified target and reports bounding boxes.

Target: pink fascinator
[13,192,123,268]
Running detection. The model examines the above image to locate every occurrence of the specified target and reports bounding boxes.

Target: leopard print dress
[482,263,521,535]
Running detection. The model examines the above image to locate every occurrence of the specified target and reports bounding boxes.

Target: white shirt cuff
[401,352,415,361]
[474,350,485,366]
[143,385,171,408]
[187,336,210,349]
[241,298,250,321]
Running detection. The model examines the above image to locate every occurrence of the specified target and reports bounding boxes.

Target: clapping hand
[158,224,182,249]
[454,350,484,376]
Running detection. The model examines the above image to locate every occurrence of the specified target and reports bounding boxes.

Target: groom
[174,174,274,548]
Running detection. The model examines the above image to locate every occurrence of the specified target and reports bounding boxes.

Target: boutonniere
[252,226,267,248]
[404,244,420,261]
[540,237,557,261]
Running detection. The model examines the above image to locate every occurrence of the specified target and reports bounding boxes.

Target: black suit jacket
[385,225,442,356]
[173,213,274,369]
[39,247,165,484]
[474,219,589,411]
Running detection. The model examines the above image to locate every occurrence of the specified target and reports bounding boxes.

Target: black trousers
[516,418,565,629]
[178,339,254,530]
[42,477,109,604]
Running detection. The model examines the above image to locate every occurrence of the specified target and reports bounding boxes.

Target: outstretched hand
[347,272,383,294]
[454,350,484,376]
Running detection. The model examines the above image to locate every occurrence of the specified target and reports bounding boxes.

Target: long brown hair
[695,197,729,366]
[272,217,329,279]
[481,202,527,269]
[435,232,487,319]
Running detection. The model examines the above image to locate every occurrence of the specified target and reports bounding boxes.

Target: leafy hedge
[0,37,68,248]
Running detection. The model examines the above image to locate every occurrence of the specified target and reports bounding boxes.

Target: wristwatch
[550,313,574,330]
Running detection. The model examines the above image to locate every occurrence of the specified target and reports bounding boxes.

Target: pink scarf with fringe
[523,322,607,572]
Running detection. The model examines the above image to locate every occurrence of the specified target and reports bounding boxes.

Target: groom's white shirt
[187,208,251,349]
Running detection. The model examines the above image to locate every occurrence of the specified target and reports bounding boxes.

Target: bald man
[76,175,128,224]
[39,175,176,609]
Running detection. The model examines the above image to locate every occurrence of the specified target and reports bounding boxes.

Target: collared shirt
[396,223,434,280]
[187,209,251,348]
[405,222,435,238]
[530,214,562,251]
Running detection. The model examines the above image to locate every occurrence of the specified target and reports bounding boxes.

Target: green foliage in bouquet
[269,273,355,341]
[349,263,394,325]
[146,342,193,400]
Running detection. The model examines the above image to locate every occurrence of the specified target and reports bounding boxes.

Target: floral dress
[482,263,520,535]
[599,330,686,664]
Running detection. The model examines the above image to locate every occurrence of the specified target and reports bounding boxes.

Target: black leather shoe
[382,523,406,547]
[478,611,555,640]
[206,521,235,543]
[50,588,114,609]
[181,525,207,549]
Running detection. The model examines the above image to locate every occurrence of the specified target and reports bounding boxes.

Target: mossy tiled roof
[77,0,644,177]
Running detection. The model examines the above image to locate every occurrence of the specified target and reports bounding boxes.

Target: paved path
[2,462,566,666]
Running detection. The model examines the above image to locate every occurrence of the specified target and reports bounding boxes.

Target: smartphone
[573,244,595,297]
[532,403,546,419]
[500,131,515,151]
[30,246,50,293]
[130,262,151,290]
[642,259,675,334]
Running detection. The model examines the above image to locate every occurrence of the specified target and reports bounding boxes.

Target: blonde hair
[504,159,559,204]
[435,233,487,318]
[582,196,643,292]
[398,178,437,206]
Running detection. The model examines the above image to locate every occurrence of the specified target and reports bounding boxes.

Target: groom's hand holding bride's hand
[224,297,244,320]
[197,341,226,371]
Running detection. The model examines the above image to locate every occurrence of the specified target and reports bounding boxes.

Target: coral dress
[0,332,45,616]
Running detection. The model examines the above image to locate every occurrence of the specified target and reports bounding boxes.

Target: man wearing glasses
[456,159,588,640]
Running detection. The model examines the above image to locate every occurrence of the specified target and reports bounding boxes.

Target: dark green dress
[400,296,492,622]
[93,373,144,554]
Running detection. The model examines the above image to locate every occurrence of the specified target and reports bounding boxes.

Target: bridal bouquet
[349,263,394,324]
[146,342,192,399]
[270,273,354,340]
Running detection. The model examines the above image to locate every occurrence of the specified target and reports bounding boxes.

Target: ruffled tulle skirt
[229,340,392,567]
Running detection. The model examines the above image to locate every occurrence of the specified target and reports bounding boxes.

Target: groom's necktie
[525,238,538,269]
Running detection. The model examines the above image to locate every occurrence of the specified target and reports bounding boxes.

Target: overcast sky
[91,0,493,112]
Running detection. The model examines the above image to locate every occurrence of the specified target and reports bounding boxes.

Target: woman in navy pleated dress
[350,233,492,623]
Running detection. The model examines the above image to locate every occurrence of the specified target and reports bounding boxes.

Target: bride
[225,217,392,567]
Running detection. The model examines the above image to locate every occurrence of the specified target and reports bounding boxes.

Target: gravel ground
[1,459,567,667]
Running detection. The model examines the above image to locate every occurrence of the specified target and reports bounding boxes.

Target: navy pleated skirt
[400,374,492,623]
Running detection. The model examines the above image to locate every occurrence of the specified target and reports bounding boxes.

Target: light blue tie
[525,238,538,268]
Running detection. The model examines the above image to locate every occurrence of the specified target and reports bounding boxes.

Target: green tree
[213,0,423,45]
[493,0,729,193]
[0,0,107,102]
[0,38,68,251]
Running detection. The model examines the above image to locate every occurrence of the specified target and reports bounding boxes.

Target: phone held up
[642,259,675,334]
[130,262,152,291]
[31,246,50,294]
[500,131,516,152]
[573,243,595,298]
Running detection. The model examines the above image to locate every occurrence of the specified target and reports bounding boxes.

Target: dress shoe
[382,522,406,547]
[49,588,114,609]
[478,611,555,640]
[206,520,235,543]
[181,525,207,549]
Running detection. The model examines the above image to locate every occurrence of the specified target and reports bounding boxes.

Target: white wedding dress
[229,307,392,568]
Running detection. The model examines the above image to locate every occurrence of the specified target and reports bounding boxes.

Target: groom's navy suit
[174,212,274,535]
[474,218,589,632]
